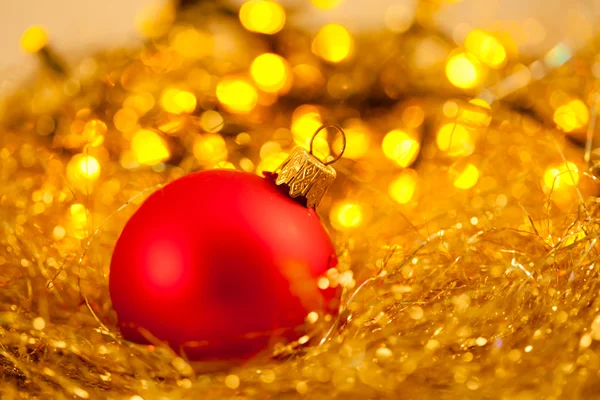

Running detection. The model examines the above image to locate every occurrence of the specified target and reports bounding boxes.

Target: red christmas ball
[109,169,340,360]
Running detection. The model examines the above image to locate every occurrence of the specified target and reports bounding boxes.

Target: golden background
[2,0,600,398]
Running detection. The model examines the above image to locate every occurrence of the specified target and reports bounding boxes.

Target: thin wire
[546,130,589,219]
[585,91,599,167]
[309,124,346,166]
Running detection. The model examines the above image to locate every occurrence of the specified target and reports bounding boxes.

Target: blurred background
[2,0,600,84]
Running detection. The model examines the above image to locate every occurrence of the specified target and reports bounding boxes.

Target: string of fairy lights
[11,0,591,241]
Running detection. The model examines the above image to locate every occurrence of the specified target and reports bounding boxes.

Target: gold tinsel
[2,1,600,398]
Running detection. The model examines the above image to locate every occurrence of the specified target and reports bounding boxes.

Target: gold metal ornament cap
[275,124,346,209]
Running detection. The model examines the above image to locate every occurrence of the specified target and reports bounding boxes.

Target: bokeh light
[213,161,236,170]
[446,52,482,89]
[330,202,363,230]
[310,0,344,9]
[458,99,492,127]
[21,26,47,53]
[216,77,258,114]
[69,204,87,224]
[82,119,107,147]
[388,169,418,204]
[291,105,330,159]
[124,92,155,115]
[239,0,286,35]
[464,29,507,69]
[69,203,89,239]
[250,53,291,93]
[114,108,139,133]
[199,110,224,133]
[73,154,100,181]
[256,152,289,176]
[553,99,589,132]
[451,162,480,189]
[543,162,579,190]
[312,24,353,63]
[53,226,66,241]
[236,132,251,146]
[169,26,213,59]
[66,154,101,190]
[131,129,170,166]
[443,101,459,118]
[239,158,255,172]
[160,88,197,115]
[436,123,475,156]
[334,119,371,159]
[382,130,420,167]
[77,155,100,180]
[402,106,425,129]
[193,133,228,167]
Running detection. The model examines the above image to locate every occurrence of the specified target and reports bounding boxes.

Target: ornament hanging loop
[310,124,346,166]
[275,124,342,208]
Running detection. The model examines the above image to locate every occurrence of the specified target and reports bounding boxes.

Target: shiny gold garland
[1,1,599,398]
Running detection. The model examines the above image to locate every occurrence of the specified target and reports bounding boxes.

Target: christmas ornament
[109,125,346,360]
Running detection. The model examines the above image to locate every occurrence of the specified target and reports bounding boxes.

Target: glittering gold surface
[2,1,600,398]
